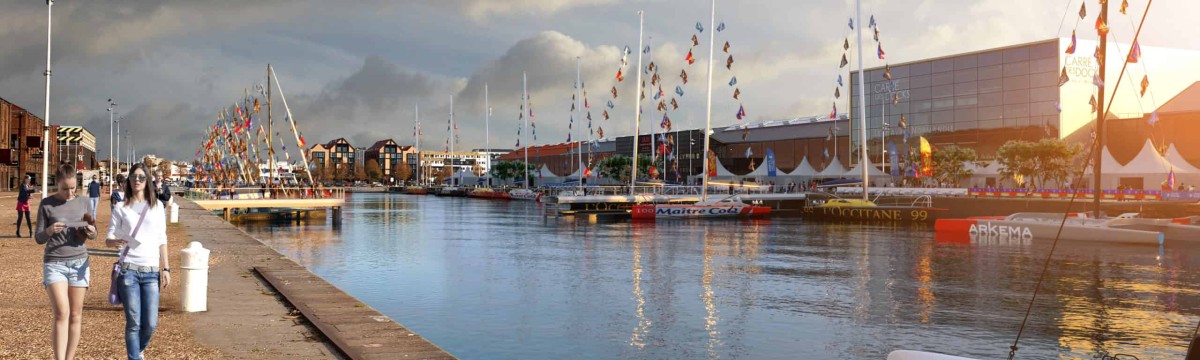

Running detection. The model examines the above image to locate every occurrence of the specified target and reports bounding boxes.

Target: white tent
[844,158,889,178]
[787,156,818,177]
[815,159,848,178]
[1112,140,1172,175]
[1164,144,1200,174]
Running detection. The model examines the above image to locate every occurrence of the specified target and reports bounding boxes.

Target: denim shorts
[43,257,90,288]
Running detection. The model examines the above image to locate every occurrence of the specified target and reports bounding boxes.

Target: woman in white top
[105,163,170,360]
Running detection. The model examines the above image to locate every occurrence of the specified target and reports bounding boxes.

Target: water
[241,193,1200,359]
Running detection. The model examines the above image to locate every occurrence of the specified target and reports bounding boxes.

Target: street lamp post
[108,99,116,186]
[40,0,53,195]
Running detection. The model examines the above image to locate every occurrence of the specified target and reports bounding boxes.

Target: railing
[184,187,346,200]
[837,187,970,197]
[551,185,786,197]
[966,188,1165,200]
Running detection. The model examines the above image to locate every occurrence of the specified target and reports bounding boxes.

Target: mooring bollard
[169,202,179,223]
[180,241,211,312]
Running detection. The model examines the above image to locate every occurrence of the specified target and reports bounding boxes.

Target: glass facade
[850,40,1062,162]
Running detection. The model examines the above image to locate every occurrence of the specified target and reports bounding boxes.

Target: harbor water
[240,193,1200,359]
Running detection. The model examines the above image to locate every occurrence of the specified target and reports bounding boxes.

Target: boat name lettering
[968,222,1034,241]
[656,206,741,216]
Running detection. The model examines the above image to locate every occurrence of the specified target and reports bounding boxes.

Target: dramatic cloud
[0,0,1195,162]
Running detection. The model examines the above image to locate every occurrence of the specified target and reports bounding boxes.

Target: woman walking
[106,163,170,360]
[36,164,97,360]
[17,174,36,237]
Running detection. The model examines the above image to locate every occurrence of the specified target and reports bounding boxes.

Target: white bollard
[180,241,211,312]
[169,202,179,223]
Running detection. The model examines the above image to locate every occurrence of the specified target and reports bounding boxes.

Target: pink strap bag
[108,204,152,305]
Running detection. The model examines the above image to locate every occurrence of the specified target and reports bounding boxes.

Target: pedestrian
[87,175,102,220]
[152,169,172,204]
[111,174,126,210]
[37,164,98,360]
[106,163,170,360]
[16,175,36,237]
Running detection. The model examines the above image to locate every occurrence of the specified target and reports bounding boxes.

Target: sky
[0,0,1196,161]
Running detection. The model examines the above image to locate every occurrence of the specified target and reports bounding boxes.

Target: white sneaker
[140,351,146,360]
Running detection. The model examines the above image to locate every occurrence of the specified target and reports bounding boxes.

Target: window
[933,84,954,99]
[954,69,978,83]
[1003,62,1029,77]
[932,58,955,73]
[978,65,1003,80]
[1003,75,1030,91]
[954,55,979,69]
[979,105,1004,120]
[954,82,978,96]
[1003,47,1029,63]
[932,72,955,86]
[1003,89,1030,105]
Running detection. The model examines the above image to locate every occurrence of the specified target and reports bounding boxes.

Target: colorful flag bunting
[1141,75,1150,96]
[837,74,844,87]
[869,14,877,28]
[680,69,689,84]
[603,110,610,120]
[899,114,908,129]
[1066,30,1077,54]
[670,98,679,110]
[607,100,615,109]
[884,64,892,80]
[675,85,684,96]
[611,86,618,98]
[1079,3,1087,19]
[835,87,841,99]
[1093,73,1104,88]
[843,38,850,50]
[1121,0,1129,14]
[877,44,886,60]
[1089,95,1097,112]
[686,50,695,65]
[723,41,730,53]
[873,27,880,42]
[733,88,741,99]
[729,76,738,86]
[616,69,624,82]
[598,127,604,138]
[696,22,704,33]
[1127,40,1141,63]
[1096,15,1109,37]
[726,55,734,69]
[1058,67,1070,86]
[840,54,849,68]
[692,34,699,47]
[848,18,854,30]
[1147,111,1160,126]
[716,22,725,32]
[830,103,837,119]
[736,104,746,120]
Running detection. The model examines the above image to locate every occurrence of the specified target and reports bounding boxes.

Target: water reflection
[241,193,1200,360]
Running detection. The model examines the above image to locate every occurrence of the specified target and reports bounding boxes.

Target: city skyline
[0,0,1196,161]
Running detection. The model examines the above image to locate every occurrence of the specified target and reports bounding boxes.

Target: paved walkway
[179,199,454,359]
[178,199,342,359]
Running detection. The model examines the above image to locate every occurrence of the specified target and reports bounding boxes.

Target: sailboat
[510,72,542,202]
[798,3,943,224]
[402,104,428,194]
[631,0,770,220]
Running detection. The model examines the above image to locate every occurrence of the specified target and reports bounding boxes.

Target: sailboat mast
[630,11,645,196]
[855,0,869,201]
[523,72,530,189]
[267,64,275,187]
[700,0,716,202]
[576,57,583,192]
[268,67,316,186]
[1093,0,1110,218]
[415,104,420,186]
[485,83,490,187]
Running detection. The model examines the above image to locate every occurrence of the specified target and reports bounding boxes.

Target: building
[0,97,59,190]
[419,151,488,178]
[306,138,355,180]
[57,126,97,171]
[364,139,417,182]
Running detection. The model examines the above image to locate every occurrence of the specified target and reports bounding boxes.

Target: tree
[393,160,411,184]
[931,145,977,187]
[334,163,352,183]
[596,155,652,183]
[433,165,453,184]
[365,159,382,183]
[354,163,367,182]
[996,138,1082,188]
[489,161,533,184]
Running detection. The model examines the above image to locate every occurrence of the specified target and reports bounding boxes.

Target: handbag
[108,203,153,306]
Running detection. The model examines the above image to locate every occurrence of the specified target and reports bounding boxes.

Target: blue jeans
[119,268,160,360]
[89,197,99,219]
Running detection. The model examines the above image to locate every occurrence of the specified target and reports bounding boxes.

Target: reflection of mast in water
[702,226,721,359]
[915,240,935,323]
[629,228,650,349]
[853,228,872,324]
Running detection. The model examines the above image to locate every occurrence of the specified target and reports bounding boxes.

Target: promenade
[1,193,451,359]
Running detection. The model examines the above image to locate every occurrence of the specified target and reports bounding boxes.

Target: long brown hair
[123,163,159,209]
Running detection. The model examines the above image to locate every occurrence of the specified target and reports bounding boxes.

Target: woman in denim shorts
[36,164,98,360]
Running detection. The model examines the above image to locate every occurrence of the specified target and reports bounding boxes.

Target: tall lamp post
[108,99,116,186]
[40,0,54,195]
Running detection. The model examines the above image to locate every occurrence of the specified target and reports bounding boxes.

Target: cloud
[440,0,619,21]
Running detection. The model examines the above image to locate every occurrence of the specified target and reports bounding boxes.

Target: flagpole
[449,95,455,185]
[523,72,530,189]
[700,0,716,202]
[648,36,656,182]
[268,67,315,186]
[576,57,584,192]
[856,0,869,201]
[1092,0,1110,218]
[630,10,645,195]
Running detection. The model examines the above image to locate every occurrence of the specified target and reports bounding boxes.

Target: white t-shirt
[106,200,168,267]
